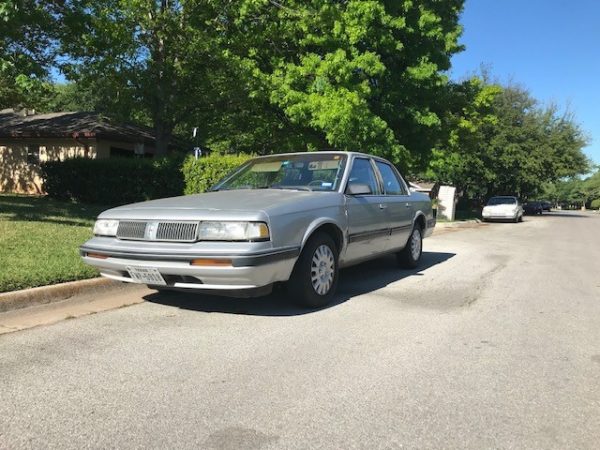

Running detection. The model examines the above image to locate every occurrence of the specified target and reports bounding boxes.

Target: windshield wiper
[270,185,312,191]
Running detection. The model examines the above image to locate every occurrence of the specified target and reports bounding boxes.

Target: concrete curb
[0,278,123,313]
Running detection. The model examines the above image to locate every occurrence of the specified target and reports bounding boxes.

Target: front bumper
[80,242,299,293]
[482,212,519,220]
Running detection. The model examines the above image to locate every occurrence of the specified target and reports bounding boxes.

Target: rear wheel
[288,232,339,308]
[397,226,423,269]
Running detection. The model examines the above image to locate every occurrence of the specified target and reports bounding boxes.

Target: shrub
[591,199,600,210]
[182,153,252,194]
[41,156,184,206]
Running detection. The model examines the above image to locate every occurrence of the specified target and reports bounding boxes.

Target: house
[0,109,163,194]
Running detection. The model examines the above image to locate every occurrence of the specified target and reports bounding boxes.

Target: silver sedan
[80,152,435,307]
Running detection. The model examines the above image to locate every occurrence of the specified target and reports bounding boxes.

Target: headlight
[93,219,119,237]
[198,221,270,241]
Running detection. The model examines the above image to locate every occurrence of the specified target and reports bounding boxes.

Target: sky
[449,0,600,167]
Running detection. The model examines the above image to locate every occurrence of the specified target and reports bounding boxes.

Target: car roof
[253,150,382,160]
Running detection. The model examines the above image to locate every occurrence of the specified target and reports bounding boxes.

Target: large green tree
[222,0,464,170]
[428,80,590,199]
[57,0,465,165]
[59,0,233,154]
[0,0,58,108]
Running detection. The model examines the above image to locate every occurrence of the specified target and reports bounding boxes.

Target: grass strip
[0,194,106,292]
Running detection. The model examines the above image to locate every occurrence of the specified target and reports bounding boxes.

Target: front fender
[300,217,348,254]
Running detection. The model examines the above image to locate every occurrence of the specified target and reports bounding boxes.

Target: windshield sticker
[308,160,340,171]
[250,161,283,172]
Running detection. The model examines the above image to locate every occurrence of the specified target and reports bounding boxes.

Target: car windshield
[213,154,347,192]
[488,197,517,205]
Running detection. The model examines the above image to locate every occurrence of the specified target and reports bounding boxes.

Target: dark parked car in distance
[523,201,543,215]
[540,200,552,211]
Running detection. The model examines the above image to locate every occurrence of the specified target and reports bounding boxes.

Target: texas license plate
[126,266,167,285]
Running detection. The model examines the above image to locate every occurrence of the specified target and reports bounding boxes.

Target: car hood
[99,189,341,221]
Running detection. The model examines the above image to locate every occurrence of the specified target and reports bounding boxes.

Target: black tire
[288,232,339,308]
[397,226,423,269]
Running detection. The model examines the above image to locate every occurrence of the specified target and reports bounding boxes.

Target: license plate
[126,266,167,285]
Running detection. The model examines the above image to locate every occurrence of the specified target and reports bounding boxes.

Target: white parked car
[482,196,523,222]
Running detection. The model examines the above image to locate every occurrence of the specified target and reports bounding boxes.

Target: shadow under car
[143,251,456,317]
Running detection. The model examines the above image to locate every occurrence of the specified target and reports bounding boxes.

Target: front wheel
[397,227,423,269]
[288,232,339,308]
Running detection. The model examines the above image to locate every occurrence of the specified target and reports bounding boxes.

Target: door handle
[405,203,411,208]
[379,204,387,209]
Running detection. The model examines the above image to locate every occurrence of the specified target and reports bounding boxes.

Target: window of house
[26,145,40,165]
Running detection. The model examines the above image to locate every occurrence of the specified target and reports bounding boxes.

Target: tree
[426,77,502,198]
[58,1,465,163]
[554,169,600,209]
[224,0,465,171]
[0,0,58,108]
[59,0,233,154]
[427,80,590,199]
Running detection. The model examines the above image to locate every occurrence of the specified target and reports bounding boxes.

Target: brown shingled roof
[0,110,158,145]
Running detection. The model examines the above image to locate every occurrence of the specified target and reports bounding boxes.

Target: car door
[343,157,389,263]
[373,160,413,250]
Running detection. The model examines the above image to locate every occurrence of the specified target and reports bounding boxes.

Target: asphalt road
[1,211,599,449]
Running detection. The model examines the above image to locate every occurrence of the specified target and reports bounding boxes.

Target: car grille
[116,221,199,242]
[117,221,147,240]
[155,222,198,242]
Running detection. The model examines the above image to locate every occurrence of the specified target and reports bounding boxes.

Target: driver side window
[347,158,381,195]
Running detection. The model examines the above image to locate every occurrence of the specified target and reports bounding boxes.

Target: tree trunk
[154,121,172,156]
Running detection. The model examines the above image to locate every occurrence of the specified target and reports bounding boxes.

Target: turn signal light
[190,258,232,267]
[86,252,108,259]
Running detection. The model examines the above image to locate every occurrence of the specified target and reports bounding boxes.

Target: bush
[591,199,600,210]
[41,156,184,205]
[182,153,252,194]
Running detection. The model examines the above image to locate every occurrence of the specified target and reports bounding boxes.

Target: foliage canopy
[427,80,590,199]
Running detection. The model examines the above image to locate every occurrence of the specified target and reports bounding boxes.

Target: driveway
[1,211,599,449]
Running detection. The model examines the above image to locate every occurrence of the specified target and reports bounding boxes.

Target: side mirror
[346,182,372,195]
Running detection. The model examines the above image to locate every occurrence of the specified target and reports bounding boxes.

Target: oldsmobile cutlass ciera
[81,152,435,307]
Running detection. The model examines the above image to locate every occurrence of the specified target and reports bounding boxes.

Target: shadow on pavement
[143,251,456,317]
[543,211,592,219]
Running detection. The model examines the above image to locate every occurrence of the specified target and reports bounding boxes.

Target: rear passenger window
[375,161,407,195]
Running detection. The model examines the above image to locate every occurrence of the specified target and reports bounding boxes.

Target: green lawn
[0,194,107,293]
